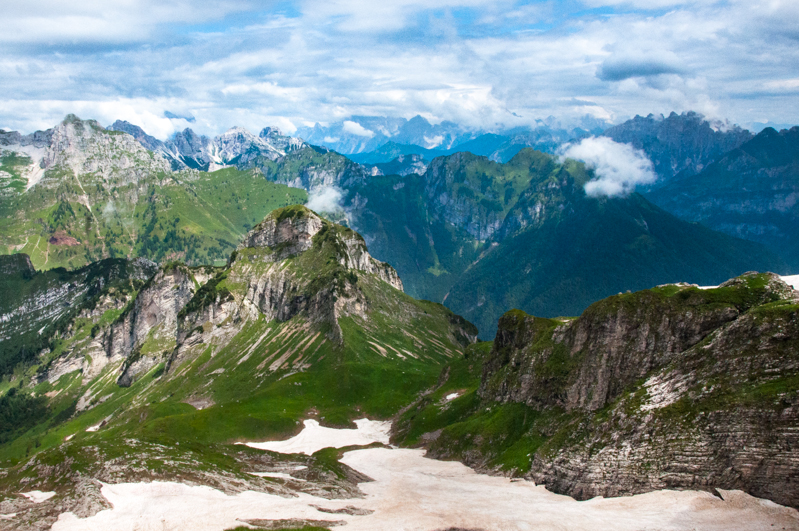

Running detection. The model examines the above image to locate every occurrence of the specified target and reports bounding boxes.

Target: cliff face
[109,264,202,386]
[0,254,157,378]
[478,272,799,507]
[171,206,409,369]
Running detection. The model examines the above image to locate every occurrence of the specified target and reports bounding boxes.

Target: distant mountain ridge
[603,111,753,183]
[646,126,799,270]
[0,115,307,270]
[343,148,785,336]
[296,114,609,157]
[108,120,306,171]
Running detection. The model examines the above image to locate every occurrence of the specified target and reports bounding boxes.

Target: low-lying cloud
[559,137,657,197]
[342,121,374,138]
[306,185,344,213]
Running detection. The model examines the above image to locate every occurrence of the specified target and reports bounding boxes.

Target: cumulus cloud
[559,137,657,197]
[342,121,375,138]
[306,186,344,213]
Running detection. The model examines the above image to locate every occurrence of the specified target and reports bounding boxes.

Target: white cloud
[1,0,798,135]
[342,121,375,137]
[559,137,657,197]
[423,134,444,148]
[0,0,255,43]
[306,186,344,213]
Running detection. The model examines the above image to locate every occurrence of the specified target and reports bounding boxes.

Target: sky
[1,0,798,139]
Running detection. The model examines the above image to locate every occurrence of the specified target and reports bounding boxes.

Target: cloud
[559,137,657,197]
[1,0,799,135]
[342,121,375,138]
[306,186,344,213]
[598,52,684,82]
[0,0,256,43]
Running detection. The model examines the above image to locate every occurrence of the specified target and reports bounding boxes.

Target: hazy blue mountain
[603,111,753,184]
[646,126,799,270]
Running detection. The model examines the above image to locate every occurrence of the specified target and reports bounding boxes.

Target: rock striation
[109,263,202,386]
[477,272,799,508]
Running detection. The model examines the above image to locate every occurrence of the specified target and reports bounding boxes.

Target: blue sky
[1,0,798,138]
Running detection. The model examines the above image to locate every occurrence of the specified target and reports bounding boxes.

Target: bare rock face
[239,208,324,259]
[108,264,198,386]
[166,205,407,370]
[478,272,799,508]
[602,111,752,181]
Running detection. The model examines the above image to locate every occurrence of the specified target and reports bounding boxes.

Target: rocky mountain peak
[259,126,283,138]
[239,205,324,258]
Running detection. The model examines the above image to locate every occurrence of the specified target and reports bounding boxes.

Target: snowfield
[243,418,390,455]
[50,420,799,531]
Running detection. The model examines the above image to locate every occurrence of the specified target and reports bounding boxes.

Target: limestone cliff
[109,263,206,386]
[170,206,412,370]
[478,272,799,508]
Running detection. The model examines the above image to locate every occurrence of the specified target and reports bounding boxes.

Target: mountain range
[1,112,794,338]
[0,108,798,525]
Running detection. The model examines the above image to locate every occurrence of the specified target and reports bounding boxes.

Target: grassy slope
[0,167,307,270]
[0,211,476,472]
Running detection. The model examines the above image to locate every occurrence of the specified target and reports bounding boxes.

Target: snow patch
[699,275,799,291]
[445,392,459,401]
[50,449,799,531]
[21,491,56,503]
[780,275,799,290]
[244,418,390,455]
[248,471,306,481]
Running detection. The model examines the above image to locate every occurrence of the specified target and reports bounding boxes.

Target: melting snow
[244,418,390,455]
[21,491,56,503]
[50,422,799,531]
[248,471,306,481]
[699,275,799,290]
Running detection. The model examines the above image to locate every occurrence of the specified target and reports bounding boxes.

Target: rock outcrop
[171,206,408,368]
[108,263,200,386]
[478,272,799,508]
[0,254,156,377]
